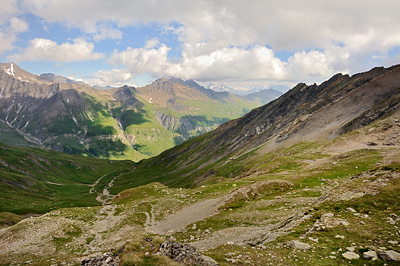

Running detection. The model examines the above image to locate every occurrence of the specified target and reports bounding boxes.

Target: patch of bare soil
[149,198,225,235]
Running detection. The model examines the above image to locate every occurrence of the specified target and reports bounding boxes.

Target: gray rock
[289,240,312,250]
[363,250,377,260]
[347,207,356,213]
[157,240,218,265]
[379,250,400,261]
[346,247,355,252]
[201,255,218,265]
[342,251,360,260]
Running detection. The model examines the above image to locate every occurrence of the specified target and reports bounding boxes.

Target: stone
[346,247,355,252]
[309,237,318,243]
[342,251,360,260]
[390,213,400,220]
[379,250,400,261]
[323,212,335,218]
[201,255,218,265]
[363,250,377,260]
[388,240,398,245]
[289,240,312,250]
[335,235,345,239]
[157,240,218,266]
[387,217,397,225]
[347,207,356,212]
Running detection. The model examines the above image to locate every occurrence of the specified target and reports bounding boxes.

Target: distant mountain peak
[0,62,47,84]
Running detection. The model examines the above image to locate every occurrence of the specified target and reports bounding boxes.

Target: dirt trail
[144,204,156,228]
[149,198,226,235]
[89,174,108,194]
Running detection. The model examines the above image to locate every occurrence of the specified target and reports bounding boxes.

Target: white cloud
[9,17,28,33]
[8,38,104,62]
[0,17,28,55]
[11,0,400,86]
[110,44,288,82]
[287,50,334,82]
[85,68,136,87]
[91,24,123,41]
[144,38,160,49]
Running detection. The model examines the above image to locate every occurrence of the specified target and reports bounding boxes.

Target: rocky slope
[0,63,263,161]
[127,65,400,187]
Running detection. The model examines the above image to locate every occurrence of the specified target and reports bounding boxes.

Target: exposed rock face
[156,240,218,266]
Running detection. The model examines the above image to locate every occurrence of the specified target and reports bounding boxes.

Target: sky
[1,0,400,92]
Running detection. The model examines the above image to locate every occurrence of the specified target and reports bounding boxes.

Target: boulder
[379,250,400,261]
[342,251,360,260]
[363,250,377,260]
[289,240,312,250]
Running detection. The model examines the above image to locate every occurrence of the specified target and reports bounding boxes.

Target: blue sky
[1,0,400,92]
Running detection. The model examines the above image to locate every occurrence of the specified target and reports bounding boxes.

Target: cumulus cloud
[8,38,104,62]
[8,0,400,86]
[0,18,29,55]
[144,38,160,49]
[86,68,135,87]
[0,1,28,56]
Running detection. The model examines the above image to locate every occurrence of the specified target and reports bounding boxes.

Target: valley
[1,65,400,265]
[0,63,276,162]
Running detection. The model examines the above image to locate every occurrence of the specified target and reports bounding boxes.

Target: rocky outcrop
[156,240,218,266]
[81,252,120,266]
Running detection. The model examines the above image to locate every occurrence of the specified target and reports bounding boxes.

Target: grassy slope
[0,123,36,147]
[123,94,258,160]
[0,142,135,214]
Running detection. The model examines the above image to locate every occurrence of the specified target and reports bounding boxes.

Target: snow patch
[67,99,70,103]
[0,88,4,99]
[148,97,152,103]
[5,63,15,76]
[118,120,123,130]
[22,121,30,129]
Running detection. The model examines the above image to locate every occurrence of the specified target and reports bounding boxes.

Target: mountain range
[1,64,400,265]
[0,63,280,161]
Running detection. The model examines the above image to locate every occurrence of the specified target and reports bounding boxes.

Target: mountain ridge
[0,63,266,161]
[125,64,400,187]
